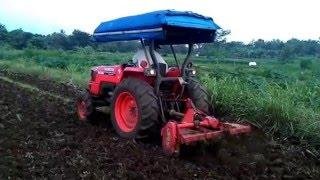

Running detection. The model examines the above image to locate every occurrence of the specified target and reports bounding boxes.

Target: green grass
[0,59,89,87]
[1,47,320,146]
[198,57,320,144]
[201,76,320,143]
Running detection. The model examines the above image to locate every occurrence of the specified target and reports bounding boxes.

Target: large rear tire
[186,78,213,115]
[111,78,160,139]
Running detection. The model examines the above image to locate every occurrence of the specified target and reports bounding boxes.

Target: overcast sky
[0,0,319,43]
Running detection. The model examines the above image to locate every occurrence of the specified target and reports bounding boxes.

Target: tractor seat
[121,61,136,68]
[132,49,168,76]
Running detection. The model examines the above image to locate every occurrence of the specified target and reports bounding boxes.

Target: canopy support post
[140,39,152,65]
[149,41,166,123]
[170,45,179,68]
[181,44,193,78]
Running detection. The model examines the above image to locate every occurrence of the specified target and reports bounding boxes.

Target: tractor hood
[93,10,221,45]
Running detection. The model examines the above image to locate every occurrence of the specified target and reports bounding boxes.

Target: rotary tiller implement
[161,99,251,155]
[77,10,252,155]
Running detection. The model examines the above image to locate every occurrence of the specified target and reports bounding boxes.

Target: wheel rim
[77,100,87,120]
[115,91,139,132]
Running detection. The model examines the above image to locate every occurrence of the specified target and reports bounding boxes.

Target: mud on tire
[186,78,213,115]
[111,78,160,139]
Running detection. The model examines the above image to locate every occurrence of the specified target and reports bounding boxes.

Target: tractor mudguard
[122,67,156,85]
[89,65,155,96]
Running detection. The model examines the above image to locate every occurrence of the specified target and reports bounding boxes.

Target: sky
[0,0,319,43]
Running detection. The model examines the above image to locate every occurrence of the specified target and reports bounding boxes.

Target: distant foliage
[0,23,320,61]
[0,24,8,42]
[300,59,313,70]
[199,32,320,60]
[28,35,47,49]
[69,30,92,48]
[280,46,293,62]
[47,32,71,50]
[7,29,33,49]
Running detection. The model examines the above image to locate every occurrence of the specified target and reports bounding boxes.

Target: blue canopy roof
[93,10,220,44]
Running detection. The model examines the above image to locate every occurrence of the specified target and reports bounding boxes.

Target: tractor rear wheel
[186,78,213,115]
[111,78,160,139]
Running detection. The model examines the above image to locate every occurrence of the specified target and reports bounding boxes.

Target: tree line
[0,23,140,52]
[1,23,320,60]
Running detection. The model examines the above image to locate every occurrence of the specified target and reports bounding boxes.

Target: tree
[69,30,92,48]
[28,35,47,49]
[0,24,8,42]
[197,29,231,57]
[215,29,231,42]
[7,29,33,49]
[279,46,293,62]
[265,39,284,50]
[253,39,265,49]
[47,31,71,50]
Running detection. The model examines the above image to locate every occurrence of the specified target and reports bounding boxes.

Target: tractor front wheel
[76,90,98,122]
[111,78,160,139]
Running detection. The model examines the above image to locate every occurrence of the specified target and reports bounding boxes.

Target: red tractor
[76,10,251,155]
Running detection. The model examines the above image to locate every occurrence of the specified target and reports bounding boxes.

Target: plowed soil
[0,71,319,179]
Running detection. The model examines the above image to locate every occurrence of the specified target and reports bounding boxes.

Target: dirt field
[0,71,319,179]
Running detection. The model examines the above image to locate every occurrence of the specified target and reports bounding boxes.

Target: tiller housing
[161,99,251,154]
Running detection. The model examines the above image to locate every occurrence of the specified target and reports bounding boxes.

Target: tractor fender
[122,67,155,85]
[89,66,155,96]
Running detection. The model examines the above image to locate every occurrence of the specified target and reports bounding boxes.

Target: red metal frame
[161,99,251,155]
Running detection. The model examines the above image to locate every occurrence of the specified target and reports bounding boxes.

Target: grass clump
[201,74,320,145]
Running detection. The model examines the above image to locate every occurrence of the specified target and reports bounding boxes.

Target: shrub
[23,49,36,58]
[300,59,312,70]
[40,57,67,69]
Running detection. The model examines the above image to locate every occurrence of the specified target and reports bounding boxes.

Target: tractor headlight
[150,69,156,75]
[187,69,196,76]
[144,68,156,76]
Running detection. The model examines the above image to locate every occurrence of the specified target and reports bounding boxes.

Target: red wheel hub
[77,100,87,121]
[115,92,139,132]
